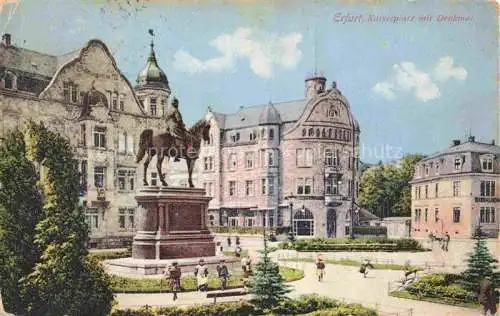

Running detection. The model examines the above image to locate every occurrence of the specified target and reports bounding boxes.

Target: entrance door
[327,209,336,237]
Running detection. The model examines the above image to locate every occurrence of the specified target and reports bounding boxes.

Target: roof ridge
[227,98,306,115]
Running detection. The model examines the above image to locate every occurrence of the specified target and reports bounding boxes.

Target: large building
[410,136,499,239]
[0,33,171,248]
[196,76,362,238]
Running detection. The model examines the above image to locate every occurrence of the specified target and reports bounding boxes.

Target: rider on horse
[164,97,188,161]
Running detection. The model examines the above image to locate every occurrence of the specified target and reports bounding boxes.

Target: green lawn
[280,257,423,271]
[110,266,303,293]
[390,290,480,308]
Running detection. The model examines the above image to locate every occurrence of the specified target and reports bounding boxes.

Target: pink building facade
[197,76,361,237]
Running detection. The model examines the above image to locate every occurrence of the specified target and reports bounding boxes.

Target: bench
[206,288,248,303]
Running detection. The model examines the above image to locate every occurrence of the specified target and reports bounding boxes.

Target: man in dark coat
[479,276,497,315]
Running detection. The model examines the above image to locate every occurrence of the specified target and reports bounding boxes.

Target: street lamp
[289,201,294,235]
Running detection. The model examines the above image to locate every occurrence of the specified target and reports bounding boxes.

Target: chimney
[468,135,475,142]
[2,33,11,46]
[452,139,461,146]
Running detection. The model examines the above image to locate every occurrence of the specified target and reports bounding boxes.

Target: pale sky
[1,0,497,163]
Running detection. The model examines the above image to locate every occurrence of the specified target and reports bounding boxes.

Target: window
[436,163,440,175]
[268,151,274,166]
[434,208,439,223]
[151,172,158,186]
[425,165,429,176]
[204,156,214,171]
[435,183,439,198]
[325,149,333,166]
[414,209,421,223]
[296,178,304,195]
[327,106,338,117]
[117,169,135,192]
[268,176,275,195]
[119,100,124,111]
[63,82,70,100]
[228,154,237,171]
[71,84,79,103]
[453,207,460,223]
[245,217,255,227]
[112,94,118,109]
[94,167,105,188]
[302,129,306,137]
[316,129,320,138]
[453,181,460,197]
[305,148,313,166]
[118,132,126,153]
[63,81,79,103]
[325,178,339,195]
[85,211,99,230]
[229,218,239,227]
[93,126,106,148]
[480,180,496,197]
[308,128,314,137]
[245,152,254,169]
[245,180,254,196]
[127,135,134,154]
[229,181,236,196]
[425,185,428,199]
[454,157,462,170]
[424,209,428,222]
[296,149,304,167]
[269,128,274,140]
[119,208,135,229]
[80,124,86,147]
[150,97,157,116]
[249,131,257,141]
[480,207,496,223]
[208,182,214,197]
[305,178,313,195]
[482,157,494,172]
[417,186,421,199]
[261,178,267,195]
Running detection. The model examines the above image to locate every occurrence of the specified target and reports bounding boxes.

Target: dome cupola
[136,41,170,91]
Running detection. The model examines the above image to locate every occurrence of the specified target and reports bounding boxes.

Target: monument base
[132,186,216,260]
[105,256,240,276]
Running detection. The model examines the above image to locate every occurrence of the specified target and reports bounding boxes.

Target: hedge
[111,294,377,316]
[210,226,291,235]
[279,237,425,252]
[110,266,303,293]
[352,226,387,236]
[402,273,477,305]
[88,250,131,261]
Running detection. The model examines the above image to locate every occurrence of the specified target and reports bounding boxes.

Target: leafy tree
[0,130,43,314]
[0,122,114,316]
[357,154,424,217]
[460,227,500,292]
[247,235,291,310]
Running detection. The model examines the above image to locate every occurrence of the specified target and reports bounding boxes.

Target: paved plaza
[115,235,497,315]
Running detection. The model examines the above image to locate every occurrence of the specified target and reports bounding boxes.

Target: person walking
[315,255,326,282]
[194,259,209,292]
[216,259,229,290]
[165,261,181,301]
[235,236,240,246]
[444,232,450,252]
[227,236,232,248]
[359,259,374,278]
[235,245,242,257]
[479,276,498,315]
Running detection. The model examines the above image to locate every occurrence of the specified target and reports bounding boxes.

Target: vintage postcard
[0,1,498,315]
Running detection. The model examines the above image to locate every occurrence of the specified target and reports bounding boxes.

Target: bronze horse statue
[135,118,211,188]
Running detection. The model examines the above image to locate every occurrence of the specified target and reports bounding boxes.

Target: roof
[135,42,169,91]
[424,139,500,160]
[358,207,380,221]
[258,102,281,125]
[213,99,307,129]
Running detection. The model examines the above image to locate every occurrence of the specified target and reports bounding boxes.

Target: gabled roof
[213,99,307,130]
[424,140,500,160]
[0,43,79,78]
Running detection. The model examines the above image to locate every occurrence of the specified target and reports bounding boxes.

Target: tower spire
[313,19,317,75]
[148,29,156,62]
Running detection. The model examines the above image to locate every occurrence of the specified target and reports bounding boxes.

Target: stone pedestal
[132,187,215,259]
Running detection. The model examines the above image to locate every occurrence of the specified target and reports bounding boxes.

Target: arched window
[322,128,326,138]
[261,128,266,139]
[328,106,338,117]
[328,128,332,138]
[316,129,320,138]
[334,129,338,139]
[269,128,274,140]
[293,208,314,236]
[308,128,314,136]
[302,129,306,137]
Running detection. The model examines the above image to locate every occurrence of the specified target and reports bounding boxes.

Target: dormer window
[327,106,338,117]
[425,165,429,176]
[454,157,462,170]
[435,163,440,175]
[231,133,240,142]
[481,155,494,172]
[249,131,257,141]
[261,129,266,139]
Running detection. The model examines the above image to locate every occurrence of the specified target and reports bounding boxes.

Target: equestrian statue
[135,97,211,188]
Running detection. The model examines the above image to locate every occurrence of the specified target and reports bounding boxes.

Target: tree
[247,237,291,310]
[357,154,425,218]
[460,227,500,292]
[0,130,44,314]
[0,122,113,316]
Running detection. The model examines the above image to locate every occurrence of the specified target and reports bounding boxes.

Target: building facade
[410,137,500,239]
[197,76,361,238]
[0,33,171,248]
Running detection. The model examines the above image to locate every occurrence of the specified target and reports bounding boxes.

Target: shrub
[89,250,131,261]
[111,294,377,316]
[352,226,387,236]
[405,273,477,304]
[281,237,424,252]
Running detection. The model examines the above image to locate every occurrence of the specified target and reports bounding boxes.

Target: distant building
[410,136,499,238]
[197,76,362,237]
[0,33,169,248]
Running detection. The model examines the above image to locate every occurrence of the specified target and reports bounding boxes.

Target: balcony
[325,194,349,207]
[325,165,341,176]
